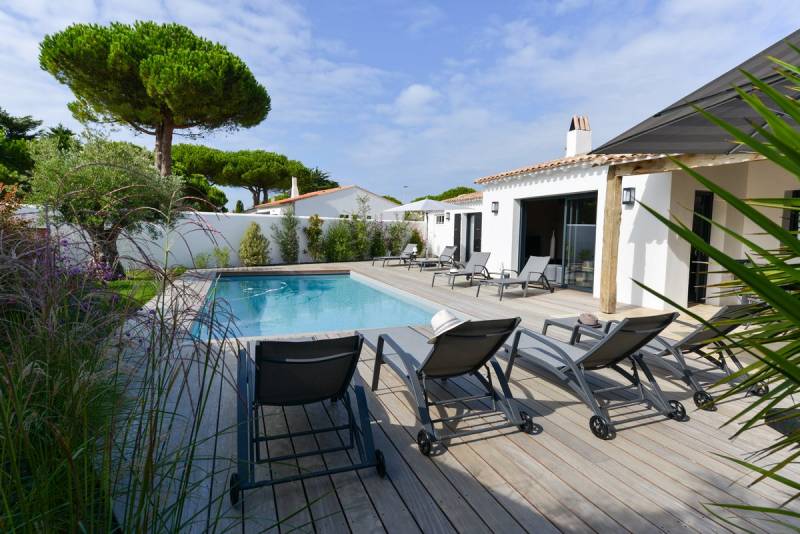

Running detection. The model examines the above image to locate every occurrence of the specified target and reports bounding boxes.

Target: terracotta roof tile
[445,191,483,203]
[474,153,662,185]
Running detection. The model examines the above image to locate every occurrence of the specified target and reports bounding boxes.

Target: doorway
[465,213,482,261]
[688,191,714,303]
[519,192,597,291]
[453,213,461,262]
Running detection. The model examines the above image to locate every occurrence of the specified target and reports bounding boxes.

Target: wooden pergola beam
[612,152,764,176]
[599,167,622,314]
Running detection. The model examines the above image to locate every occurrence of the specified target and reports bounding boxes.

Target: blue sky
[1,1,799,209]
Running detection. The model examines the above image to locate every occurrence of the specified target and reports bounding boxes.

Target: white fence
[18,206,425,268]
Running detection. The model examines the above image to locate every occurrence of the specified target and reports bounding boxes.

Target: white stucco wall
[481,164,608,288]
[425,201,482,259]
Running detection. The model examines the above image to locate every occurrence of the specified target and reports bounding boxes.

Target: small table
[542,316,609,345]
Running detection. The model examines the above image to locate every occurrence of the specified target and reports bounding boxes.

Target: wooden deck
[184,262,797,533]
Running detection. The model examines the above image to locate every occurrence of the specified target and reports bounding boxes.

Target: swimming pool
[198,273,437,338]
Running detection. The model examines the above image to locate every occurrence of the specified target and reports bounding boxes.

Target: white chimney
[290,176,299,198]
[565,115,591,157]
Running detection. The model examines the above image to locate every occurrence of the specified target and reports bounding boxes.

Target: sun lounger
[506,313,687,439]
[360,317,537,455]
[431,251,491,288]
[476,255,554,300]
[372,243,417,266]
[408,245,457,271]
[635,304,768,408]
[229,335,385,507]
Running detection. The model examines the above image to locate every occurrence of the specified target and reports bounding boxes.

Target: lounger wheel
[749,383,769,396]
[518,411,536,434]
[589,415,612,440]
[667,400,688,421]
[229,473,241,508]
[692,390,716,411]
[417,429,434,456]
[375,449,387,478]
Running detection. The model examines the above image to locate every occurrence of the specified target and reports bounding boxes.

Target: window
[435,215,445,224]
[784,190,800,233]
[339,214,350,219]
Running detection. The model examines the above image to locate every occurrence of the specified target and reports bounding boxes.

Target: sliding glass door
[562,195,597,291]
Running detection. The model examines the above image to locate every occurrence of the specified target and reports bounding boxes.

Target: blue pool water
[198,274,436,337]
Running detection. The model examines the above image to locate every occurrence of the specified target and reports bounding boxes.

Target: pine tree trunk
[91,230,125,279]
[248,188,260,208]
[154,118,175,177]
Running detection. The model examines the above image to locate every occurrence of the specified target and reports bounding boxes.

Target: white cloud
[402,3,445,34]
[380,84,441,126]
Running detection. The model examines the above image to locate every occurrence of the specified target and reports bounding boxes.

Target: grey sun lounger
[230,335,385,508]
[506,313,687,440]
[476,255,554,300]
[372,243,417,266]
[407,245,457,271]
[634,303,768,408]
[360,318,538,456]
[431,251,491,288]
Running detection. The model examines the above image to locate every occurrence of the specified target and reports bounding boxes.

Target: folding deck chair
[476,255,554,300]
[229,335,385,507]
[431,251,491,289]
[408,245,457,271]
[634,304,768,408]
[372,243,417,266]
[506,313,687,440]
[360,318,537,456]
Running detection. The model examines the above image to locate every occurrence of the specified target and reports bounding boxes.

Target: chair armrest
[517,328,582,371]
[603,319,620,333]
[673,318,696,328]
[575,324,606,341]
[502,268,519,277]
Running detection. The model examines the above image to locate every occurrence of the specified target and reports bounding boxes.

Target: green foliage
[299,167,339,194]
[42,124,78,151]
[234,200,245,213]
[322,219,354,262]
[409,227,426,256]
[179,172,227,211]
[386,221,411,255]
[639,51,800,528]
[39,21,270,175]
[238,222,270,266]
[369,222,387,257]
[0,106,41,140]
[303,214,325,261]
[272,208,300,263]
[212,246,230,268]
[382,194,402,204]
[194,252,212,269]
[413,185,476,202]
[28,137,182,277]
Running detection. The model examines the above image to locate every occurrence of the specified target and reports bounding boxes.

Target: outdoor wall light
[491,201,499,214]
[445,212,450,221]
[622,187,636,206]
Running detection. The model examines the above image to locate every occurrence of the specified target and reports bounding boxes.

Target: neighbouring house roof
[445,191,483,204]
[252,185,355,209]
[593,29,800,155]
[474,153,660,185]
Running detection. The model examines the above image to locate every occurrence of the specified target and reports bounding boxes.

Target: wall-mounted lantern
[622,187,636,206]
[445,212,450,221]
[491,201,499,214]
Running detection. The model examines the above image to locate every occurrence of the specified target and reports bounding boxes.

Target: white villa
[427,35,799,314]
[250,178,400,219]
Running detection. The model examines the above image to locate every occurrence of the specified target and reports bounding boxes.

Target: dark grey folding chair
[635,304,768,409]
[408,245,457,271]
[506,313,687,440]
[476,255,554,300]
[230,335,385,508]
[360,318,538,456]
[431,251,491,289]
[372,243,417,266]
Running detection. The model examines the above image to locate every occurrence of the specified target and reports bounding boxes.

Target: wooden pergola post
[600,166,622,314]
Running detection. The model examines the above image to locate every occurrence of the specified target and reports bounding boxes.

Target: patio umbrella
[593,28,800,155]
[384,198,453,256]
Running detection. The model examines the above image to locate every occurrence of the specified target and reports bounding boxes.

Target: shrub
[323,219,354,262]
[234,200,245,213]
[350,216,370,260]
[194,252,212,269]
[409,227,425,256]
[386,221,411,255]
[368,222,386,258]
[212,246,230,268]
[239,222,270,266]
[272,208,299,263]
[303,214,325,261]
